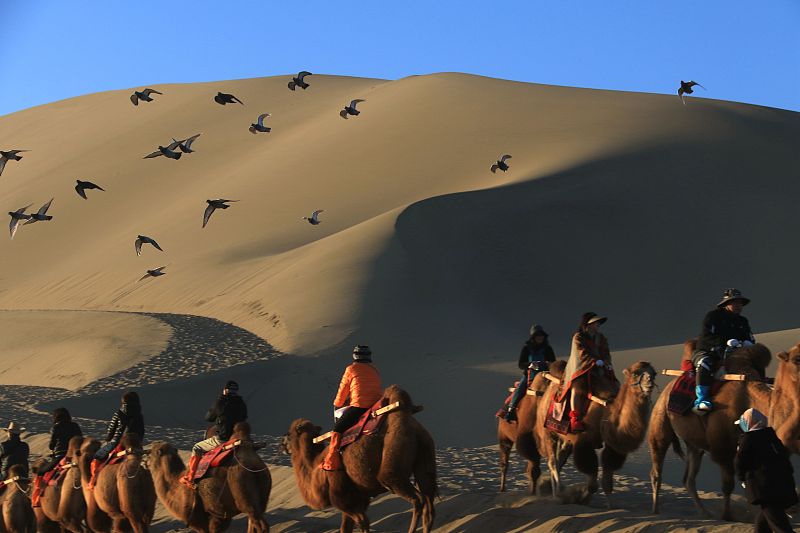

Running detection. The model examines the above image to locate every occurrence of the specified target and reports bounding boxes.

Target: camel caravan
[0,346,436,533]
[496,290,800,522]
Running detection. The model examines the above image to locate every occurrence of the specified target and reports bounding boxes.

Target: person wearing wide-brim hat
[560,312,616,433]
[691,288,755,415]
[0,421,30,478]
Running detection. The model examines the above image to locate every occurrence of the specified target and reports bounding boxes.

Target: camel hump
[727,343,771,376]
[382,385,416,413]
[548,359,567,380]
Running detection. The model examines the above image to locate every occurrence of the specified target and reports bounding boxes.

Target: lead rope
[233,447,269,473]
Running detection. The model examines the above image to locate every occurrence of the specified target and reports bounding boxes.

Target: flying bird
[8,204,32,239]
[203,199,239,228]
[138,266,166,282]
[172,133,202,153]
[144,140,182,160]
[135,235,163,256]
[75,179,105,199]
[214,92,244,105]
[249,114,271,134]
[0,150,30,178]
[302,210,324,225]
[339,99,365,119]
[288,71,312,90]
[678,81,705,105]
[130,88,163,106]
[24,198,54,224]
[490,155,512,173]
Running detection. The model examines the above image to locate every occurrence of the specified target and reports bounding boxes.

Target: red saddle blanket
[544,394,571,435]
[43,457,69,486]
[341,398,390,449]
[194,440,239,480]
[667,360,724,415]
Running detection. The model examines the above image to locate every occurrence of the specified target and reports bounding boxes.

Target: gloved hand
[741,481,747,489]
[742,340,754,347]
[595,359,605,368]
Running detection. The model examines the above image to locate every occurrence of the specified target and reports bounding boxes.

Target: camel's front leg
[498,437,512,492]
[684,445,710,518]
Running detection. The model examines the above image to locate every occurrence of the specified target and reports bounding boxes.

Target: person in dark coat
[181,380,248,488]
[504,324,556,422]
[94,391,145,460]
[0,422,30,479]
[693,288,755,414]
[734,408,797,533]
[41,407,82,473]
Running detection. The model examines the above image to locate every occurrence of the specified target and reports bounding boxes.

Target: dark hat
[224,380,239,391]
[529,324,548,337]
[352,345,372,361]
[717,288,750,308]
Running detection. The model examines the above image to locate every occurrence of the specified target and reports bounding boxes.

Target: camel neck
[604,383,650,453]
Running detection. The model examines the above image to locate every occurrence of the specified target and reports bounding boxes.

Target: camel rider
[181,380,247,488]
[39,408,82,474]
[692,288,755,414]
[0,422,30,479]
[320,345,382,471]
[504,324,556,422]
[88,391,144,488]
[563,313,614,433]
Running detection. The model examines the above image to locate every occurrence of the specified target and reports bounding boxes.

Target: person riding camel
[692,288,755,414]
[504,324,556,422]
[320,345,382,471]
[0,422,30,479]
[180,380,248,488]
[89,391,144,488]
[31,408,82,501]
[562,312,615,433]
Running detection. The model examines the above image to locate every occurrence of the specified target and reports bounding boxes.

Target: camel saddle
[43,457,70,486]
[667,359,724,415]
[495,376,535,419]
[91,443,127,480]
[340,397,390,449]
[193,439,242,480]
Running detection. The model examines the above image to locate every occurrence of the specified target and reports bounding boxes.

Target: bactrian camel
[1,465,36,533]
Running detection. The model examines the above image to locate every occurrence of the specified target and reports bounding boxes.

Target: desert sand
[1,73,799,531]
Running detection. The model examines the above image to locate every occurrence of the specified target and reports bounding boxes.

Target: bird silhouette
[135,235,163,256]
[0,150,30,177]
[288,71,312,90]
[214,92,244,105]
[75,179,105,199]
[138,266,167,282]
[249,114,271,134]
[203,199,239,228]
[130,88,163,106]
[302,210,324,225]
[172,134,202,153]
[24,199,54,225]
[490,155,512,173]
[678,81,705,105]
[340,99,365,119]
[8,204,32,239]
[144,141,182,160]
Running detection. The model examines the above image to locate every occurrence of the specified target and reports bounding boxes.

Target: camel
[148,422,270,533]
[0,465,35,533]
[284,385,437,533]
[497,361,567,493]
[90,433,155,533]
[648,341,783,520]
[536,361,657,506]
[77,437,114,533]
[31,437,86,533]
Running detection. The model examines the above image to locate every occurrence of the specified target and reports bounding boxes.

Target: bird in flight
[135,235,163,256]
[130,88,163,106]
[678,81,705,105]
[138,266,167,282]
[203,199,239,228]
[288,71,312,91]
[8,204,32,239]
[144,141,182,160]
[249,114,271,134]
[75,179,105,199]
[24,198,54,225]
[214,92,244,105]
[0,150,30,178]
[340,99,365,119]
[302,210,324,225]
[172,134,202,154]
[490,155,512,173]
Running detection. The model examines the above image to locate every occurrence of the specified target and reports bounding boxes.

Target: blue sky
[1,1,798,116]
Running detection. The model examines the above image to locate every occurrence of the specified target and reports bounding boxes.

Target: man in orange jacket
[320,345,382,471]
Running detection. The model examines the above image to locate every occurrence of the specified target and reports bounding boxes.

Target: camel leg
[413,469,436,533]
[600,446,627,510]
[684,445,710,518]
[498,437,512,492]
[339,514,355,533]
[648,427,671,514]
[379,478,422,533]
[717,460,735,521]
[573,440,599,505]
[208,517,232,533]
[546,446,561,498]
[525,460,540,496]
[556,441,572,472]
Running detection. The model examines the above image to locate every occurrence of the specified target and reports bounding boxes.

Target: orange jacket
[333,362,382,408]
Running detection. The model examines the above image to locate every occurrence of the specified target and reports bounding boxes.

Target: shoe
[320,432,343,471]
[180,455,201,489]
[692,386,713,415]
[568,410,585,433]
[504,407,518,423]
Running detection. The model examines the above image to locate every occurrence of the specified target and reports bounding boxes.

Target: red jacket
[334,362,382,408]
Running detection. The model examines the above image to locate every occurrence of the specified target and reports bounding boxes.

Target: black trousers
[333,407,369,434]
[755,503,794,533]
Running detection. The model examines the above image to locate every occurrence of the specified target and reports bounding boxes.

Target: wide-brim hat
[717,288,750,308]
[4,422,24,434]
[587,315,607,326]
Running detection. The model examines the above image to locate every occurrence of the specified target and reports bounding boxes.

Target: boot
[692,385,713,414]
[30,475,43,507]
[504,405,518,422]
[320,432,344,471]
[569,410,585,433]
[180,455,201,489]
[88,459,101,490]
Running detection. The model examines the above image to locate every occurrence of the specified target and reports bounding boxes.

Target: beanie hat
[352,345,372,361]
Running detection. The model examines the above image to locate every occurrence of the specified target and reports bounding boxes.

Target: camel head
[282,419,322,456]
[148,441,185,476]
[622,361,658,398]
[30,456,50,475]
[776,344,800,385]
[231,421,252,441]
[66,435,84,459]
[78,438,101,468]
[6,464,28,483]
